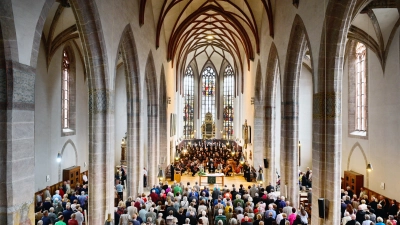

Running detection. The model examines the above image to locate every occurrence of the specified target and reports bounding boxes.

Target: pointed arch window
[223,65,234,139]
[62,50,70,129]
[183,66,194,138]
[201,66,216,122]
[61,47,76,136]
[355,42,367,131]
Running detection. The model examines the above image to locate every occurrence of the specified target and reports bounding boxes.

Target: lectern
[174,171,181,182]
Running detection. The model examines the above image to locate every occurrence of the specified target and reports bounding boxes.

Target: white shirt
[276,213,283,224]
[342,216,351,225]
[75,211,84,225]
[144,169,148,176]
[82,174,88,182]
[200,216,209,225]
[362,220,372,225]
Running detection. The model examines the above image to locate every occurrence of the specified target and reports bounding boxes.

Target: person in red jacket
[67,213,78,225]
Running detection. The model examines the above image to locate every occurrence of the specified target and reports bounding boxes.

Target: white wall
[34,42,88,191]
[298,66,313,171]
[342,30,400,199]
[114,65,127,166]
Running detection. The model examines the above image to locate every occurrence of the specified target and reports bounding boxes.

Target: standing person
[121,167,127,189]
[144,167,148,188]
[116,181,124,200]
[67,213,78,225]
[82,172,88,185]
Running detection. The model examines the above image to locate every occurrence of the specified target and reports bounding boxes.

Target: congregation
[34,180,89,225]
[113,181,309,225]
[340,187,400,225]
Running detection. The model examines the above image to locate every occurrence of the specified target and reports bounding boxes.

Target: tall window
[62,50,70,129]
[183,66,194,138]
[223,65,234,139]
[355,42,367,131]
[201,66,216,122]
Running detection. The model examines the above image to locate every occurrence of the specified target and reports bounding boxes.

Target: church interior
[1,0,400,224]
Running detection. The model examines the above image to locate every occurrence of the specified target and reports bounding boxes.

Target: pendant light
[157,165,165,181]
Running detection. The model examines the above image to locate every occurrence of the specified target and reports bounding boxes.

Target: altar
[198,173,225,186]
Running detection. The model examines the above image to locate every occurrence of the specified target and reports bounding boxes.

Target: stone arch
[347,142,367,170]
[30,0,112,223]
[58,139,78,181]
[347,142,369,188]
[263,43,281,184]
[281,14,314,208]
[145,50,158,188]
[311,1,371,224]
[159,65,168,169]
[117,24,141,197]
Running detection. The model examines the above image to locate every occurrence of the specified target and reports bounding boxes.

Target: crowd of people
[340,186,400,225]
[113,181,309,225]
[170,141,257,182]
[34,179,89,225]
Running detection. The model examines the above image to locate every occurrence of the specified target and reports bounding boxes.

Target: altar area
[172,173,256,189]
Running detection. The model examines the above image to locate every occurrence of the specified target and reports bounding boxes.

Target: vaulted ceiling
[141,0,273,77]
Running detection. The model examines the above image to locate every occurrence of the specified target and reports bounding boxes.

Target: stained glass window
[62,50,70,129]
[183,66,194,138]
[201,66,216,123]
[355,42,367,131]
[223,65,234,139]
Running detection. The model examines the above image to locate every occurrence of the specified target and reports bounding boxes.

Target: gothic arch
[116,24,141,197]
[311,1,372,224]
[263,43,281,184]
[145,50,158,188]
[347,142,368,170]
[58,139,78,181]
[30,0,112,223]
[281,14,314,208]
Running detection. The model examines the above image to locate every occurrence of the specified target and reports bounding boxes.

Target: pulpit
[201,112,215,139]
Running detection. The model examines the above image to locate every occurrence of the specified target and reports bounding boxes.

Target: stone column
[0,62,36,225]
[88,89,109,223]
[253,101,265,182]
[148,104,158,188]
[311,1,357,224]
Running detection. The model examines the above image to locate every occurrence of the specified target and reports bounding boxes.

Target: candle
[107,213,111,221]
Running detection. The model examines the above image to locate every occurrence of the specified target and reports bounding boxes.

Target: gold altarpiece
[201,112,215,139]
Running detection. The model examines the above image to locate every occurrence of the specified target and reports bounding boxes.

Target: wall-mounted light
[251,97,255,105]
[57,153,62,163]
[167,97,171,104]
[367,163,373,172]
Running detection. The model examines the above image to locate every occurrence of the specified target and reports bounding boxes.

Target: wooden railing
[362,187,400,209]
[34,170,88,206]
